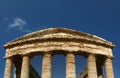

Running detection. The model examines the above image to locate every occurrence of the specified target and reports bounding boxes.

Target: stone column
[4,58,13,78]
[41,53,52,78]
[20,55,30,78]
[104,57,114,78]
[87,54,97,78]
[66,53,76,78]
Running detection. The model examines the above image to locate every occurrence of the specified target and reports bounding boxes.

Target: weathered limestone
[3,28,115,78]
[13,57,40,78]
[4,28,114,58]
[41,53,52,78]
[66,53,76,78]
[87,54,97,78]
[104,58,114,78]
[4,58,13,78]
[20,55,30,78]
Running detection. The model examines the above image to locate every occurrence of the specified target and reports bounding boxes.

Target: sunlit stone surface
[3,28,114,78]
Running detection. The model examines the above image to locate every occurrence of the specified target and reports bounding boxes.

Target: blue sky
[0,0,120,78]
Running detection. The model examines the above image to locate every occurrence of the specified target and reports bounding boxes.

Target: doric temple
[3,28,114,78]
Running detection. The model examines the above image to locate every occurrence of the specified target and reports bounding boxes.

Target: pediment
[4,28,114,48]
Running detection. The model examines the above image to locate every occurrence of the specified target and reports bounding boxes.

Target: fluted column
[20,55,30,78]
[42,53,52,78]
[66,53,76,78]
[4,58,13,78]
[87,54,97,78]
[104,57,114,78]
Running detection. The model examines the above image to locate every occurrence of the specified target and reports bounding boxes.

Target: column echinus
[66,53,76,78]
[4,58,13,78]
[20,55,30,78]
[42,53,52,78]
[104,57,114,78]
[87,54,97,78]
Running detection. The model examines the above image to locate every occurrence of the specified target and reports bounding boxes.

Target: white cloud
[8,18,31,33]
[9,18,26,28]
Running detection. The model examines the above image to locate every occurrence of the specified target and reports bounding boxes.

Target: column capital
[106,56,113,60]
[4,56,14,61]
[64,53,76,56]
[102,55,114,64]
[42,52,53,57]
[22,53,31,57]
[87,54,97,59]
[84,53,97,59]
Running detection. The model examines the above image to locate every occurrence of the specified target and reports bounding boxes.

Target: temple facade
[3,28,114,78]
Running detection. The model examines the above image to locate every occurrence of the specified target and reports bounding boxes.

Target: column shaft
[42,53,52,78]
[4,58,13,78]
[87,54,97,78]
[20,55,30,78]
[104,58,114,78]
[66,53,76,78]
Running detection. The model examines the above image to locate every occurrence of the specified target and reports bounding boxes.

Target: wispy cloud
[8,18,31,33]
